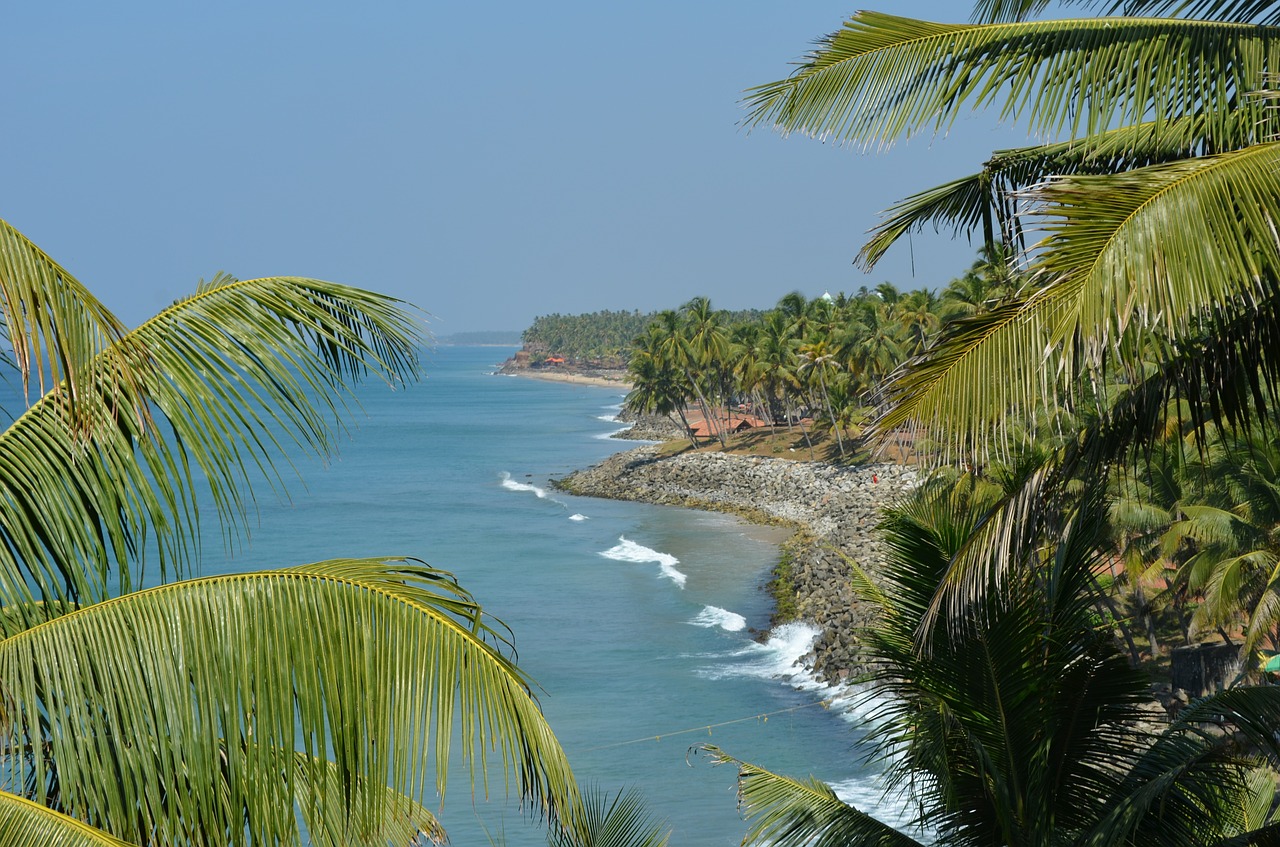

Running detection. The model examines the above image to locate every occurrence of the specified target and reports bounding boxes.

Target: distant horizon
[3,1,1012,337]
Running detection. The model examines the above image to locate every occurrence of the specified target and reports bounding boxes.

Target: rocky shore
[555,443,917,682]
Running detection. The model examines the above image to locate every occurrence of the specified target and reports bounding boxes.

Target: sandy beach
[507,368,632,390]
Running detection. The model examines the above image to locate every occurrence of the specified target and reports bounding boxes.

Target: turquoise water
[195,345,899,845]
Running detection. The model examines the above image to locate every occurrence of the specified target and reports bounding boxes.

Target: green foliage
[523,310,657,363]
[0,221,581,844]
[713,479,1280,846]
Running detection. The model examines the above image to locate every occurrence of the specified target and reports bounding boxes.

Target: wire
[574,698,838,753]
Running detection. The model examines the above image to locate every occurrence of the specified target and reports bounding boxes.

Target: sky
[2,1,1039,336]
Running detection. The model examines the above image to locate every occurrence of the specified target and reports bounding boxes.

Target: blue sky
[3,2,1036,335]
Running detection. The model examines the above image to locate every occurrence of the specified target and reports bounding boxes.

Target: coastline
[556,442,916,682]
[503,366,633,390]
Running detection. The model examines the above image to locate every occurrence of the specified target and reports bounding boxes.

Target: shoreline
[555,442,916,682]
[502,365,633,390]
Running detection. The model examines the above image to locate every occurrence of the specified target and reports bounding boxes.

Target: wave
[599,536,686,587]
[696,621,819,682]
[827,776,921,835]
[690,605,747,632]
[498,472,562,505]
[569,513,589,522]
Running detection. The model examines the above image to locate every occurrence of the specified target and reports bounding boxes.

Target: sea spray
[690,605,747,632]
[699,621,821,682]
[499,471,557,501]
[599,536,687,587]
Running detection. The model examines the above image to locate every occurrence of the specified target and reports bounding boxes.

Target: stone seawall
[555,445,916,681]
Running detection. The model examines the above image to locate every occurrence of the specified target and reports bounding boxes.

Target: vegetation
[524,310,659,364]
[524,307,765,365]
[711,478,1280,846]
[700,0,1280,843]
[0,221,580,844]
[622,253,1017,452]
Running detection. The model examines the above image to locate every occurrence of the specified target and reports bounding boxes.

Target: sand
[508,368,632,389]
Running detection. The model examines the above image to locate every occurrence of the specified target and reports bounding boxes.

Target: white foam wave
[690,605,747,632]
[697,621,819,681]
[596,413,620,423]
[569,513,589,522]
[593,426,633,440]
[599,536,686,587]
[827,776,921,834]
[499,472,552,500]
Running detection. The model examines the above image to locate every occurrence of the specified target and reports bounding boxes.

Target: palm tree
[681,297,731,447]
[938,243,1024,324]
[0,221,579,844]
[756,311,802,429]
[709,479,1280,846]
[626,325,698,448]
[745,2,1280,461]
[797,338,847,457]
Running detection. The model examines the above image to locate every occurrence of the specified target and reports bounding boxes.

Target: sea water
[188,345,904,845]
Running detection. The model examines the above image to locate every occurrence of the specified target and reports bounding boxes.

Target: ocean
[195,344,903,845]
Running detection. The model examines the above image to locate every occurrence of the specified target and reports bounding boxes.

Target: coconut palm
[797,338,848,457]
[756,311,802,429]
[626,325,698,448]
[746,2,1280,460]
[682,297,732,446]
[0,221,579,844]
[546,787,670,847]
[709,480,1280,846]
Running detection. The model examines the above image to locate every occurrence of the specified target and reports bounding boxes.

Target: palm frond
[868,297,1059,456]
[1087,686,1280,845]
[858,113,1237,270]
[744,12,1279,150]
[700,747,925,847]
[874,145,1280,458]
[0,276,422,618]
[0,219,129,410]
[1028,143,1280,380]
[548,785,670,847]
[1099,0,1280,24]
[291,752,446,846]
[0,559,577,846]
[0,790,134,847]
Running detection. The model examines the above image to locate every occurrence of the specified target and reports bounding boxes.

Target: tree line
[8,0,1280,843]
[623,246,1019,454]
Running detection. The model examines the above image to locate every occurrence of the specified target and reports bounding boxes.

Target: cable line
[574,698,837,753]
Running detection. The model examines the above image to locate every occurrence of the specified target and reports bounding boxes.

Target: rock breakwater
[555,445,917,681]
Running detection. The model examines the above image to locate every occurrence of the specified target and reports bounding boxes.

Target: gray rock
[555,446,918,682]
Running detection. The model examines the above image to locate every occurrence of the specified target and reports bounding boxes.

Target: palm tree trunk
[818,371,846,458]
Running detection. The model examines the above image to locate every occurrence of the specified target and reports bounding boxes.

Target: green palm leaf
[868,297,1059,450]
[701,747,924,847]
[1029,143,1280,368]
[859,113,1234,269]
[0,219,129,411]
[1098,0,1280,24]
[0,790,134,847]
[0,558,577,846]
[290,752,446,846]
[0,275,420,618]
[1086,686,1280,845]
[547,786,670,847]
[874,144,1280,453]
[744,12,1278,149]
